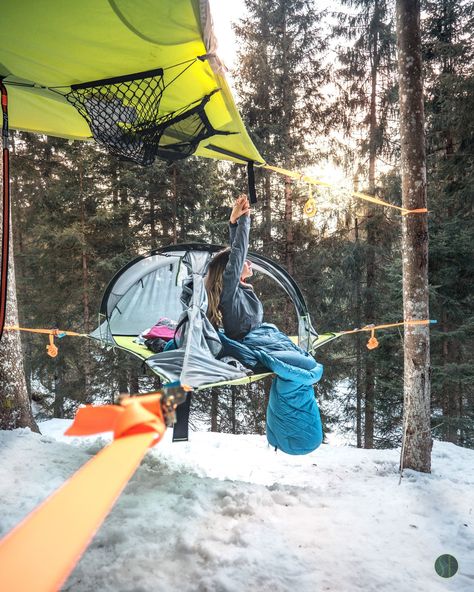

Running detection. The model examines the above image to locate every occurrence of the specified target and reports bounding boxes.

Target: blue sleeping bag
[219,324,324,455]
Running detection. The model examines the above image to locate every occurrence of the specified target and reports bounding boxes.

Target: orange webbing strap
[341,319,435,350]
[3,325,87,337]
[262,164,428,216]
[341,319,433,335]
[0,394,166,592]
[3,326,88,357]
[47,333,59,357]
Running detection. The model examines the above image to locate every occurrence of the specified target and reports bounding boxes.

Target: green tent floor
[111,332,340,391]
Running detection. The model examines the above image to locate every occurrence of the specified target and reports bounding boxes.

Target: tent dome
[91,243,319,390]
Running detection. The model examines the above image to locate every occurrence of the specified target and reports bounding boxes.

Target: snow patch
[0,424,472,591]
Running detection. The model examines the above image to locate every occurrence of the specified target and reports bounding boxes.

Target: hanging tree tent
[0,0,436,421]
[0,0,335,392]
[92,243,337,386]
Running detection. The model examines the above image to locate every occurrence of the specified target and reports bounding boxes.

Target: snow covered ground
[0,421,472,592]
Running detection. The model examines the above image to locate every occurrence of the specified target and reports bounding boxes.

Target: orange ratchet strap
[0,393,169,592]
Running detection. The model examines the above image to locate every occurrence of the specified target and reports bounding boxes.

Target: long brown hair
[205,248,230,328]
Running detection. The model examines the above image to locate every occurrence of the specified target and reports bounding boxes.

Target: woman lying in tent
[205,195,324,455]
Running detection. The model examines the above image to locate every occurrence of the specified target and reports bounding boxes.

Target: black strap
[172,390,193,442]
[247,162,257,204]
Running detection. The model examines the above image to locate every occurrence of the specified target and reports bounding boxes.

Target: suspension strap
[341,319,436,350]
[247,162,257,204]
[172,389,193,442]
[4,325,88,357]
[0,80,10,341]
[262,163,428,216]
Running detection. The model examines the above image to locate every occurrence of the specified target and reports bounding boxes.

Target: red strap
[0,81,10,341]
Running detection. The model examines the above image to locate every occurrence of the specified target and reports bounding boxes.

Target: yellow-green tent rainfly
[0,0,265,165]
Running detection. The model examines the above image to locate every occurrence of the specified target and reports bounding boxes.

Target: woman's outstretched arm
[222,196,251,299]
[229,194,250,245]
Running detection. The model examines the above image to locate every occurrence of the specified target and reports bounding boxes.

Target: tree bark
[117,360,128,395]
[262,172,272,256]
[355,217,363,448]
[0,189,39,431]
[396,0,432,472]
[129,366,139,394]
[231,390,236,434]
[172,164,178,244]
[284,176,294,333]
[441,307,460,443]
[52,362,64,419]
[149,185,157,250]
[79,161,91,402]
[211,390,218,432]
[284,177,294,277]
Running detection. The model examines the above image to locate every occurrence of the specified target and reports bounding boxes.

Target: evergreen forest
[2,0,473,450]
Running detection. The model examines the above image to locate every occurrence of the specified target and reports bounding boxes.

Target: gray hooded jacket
[220,215,264,340]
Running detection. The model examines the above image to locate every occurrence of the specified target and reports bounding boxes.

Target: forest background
[4,0,473,449]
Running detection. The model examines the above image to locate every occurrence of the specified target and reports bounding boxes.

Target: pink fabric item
[143,318,177,341]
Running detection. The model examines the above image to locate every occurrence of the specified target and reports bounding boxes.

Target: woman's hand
[230,194,251,224]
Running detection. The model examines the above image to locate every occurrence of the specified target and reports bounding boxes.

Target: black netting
[66,69,231,165]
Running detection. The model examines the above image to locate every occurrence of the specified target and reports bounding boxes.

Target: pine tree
[423,0,474,447]
[235,0,328,261]
[332,0,400,447]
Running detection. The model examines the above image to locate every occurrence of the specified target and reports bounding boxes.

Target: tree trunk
[355,217,363,448]
[79,161,91,401]
[149,185,157,250]
[129,366,139,394]
[262,172,272,256]
[10,137,32,399]
[231,390,236,434]
[52,361,64,419]
[441,307,460,443]
[0,189,39,431]
[117,362,128,395]
[211,390,218,432]
[284,176,294,333]
[396,0,432,472]
[364,4,379,449]
[172,164,178,244]
[284,177,294,277]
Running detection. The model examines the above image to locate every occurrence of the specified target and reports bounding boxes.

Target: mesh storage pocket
[66,69,231,165]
